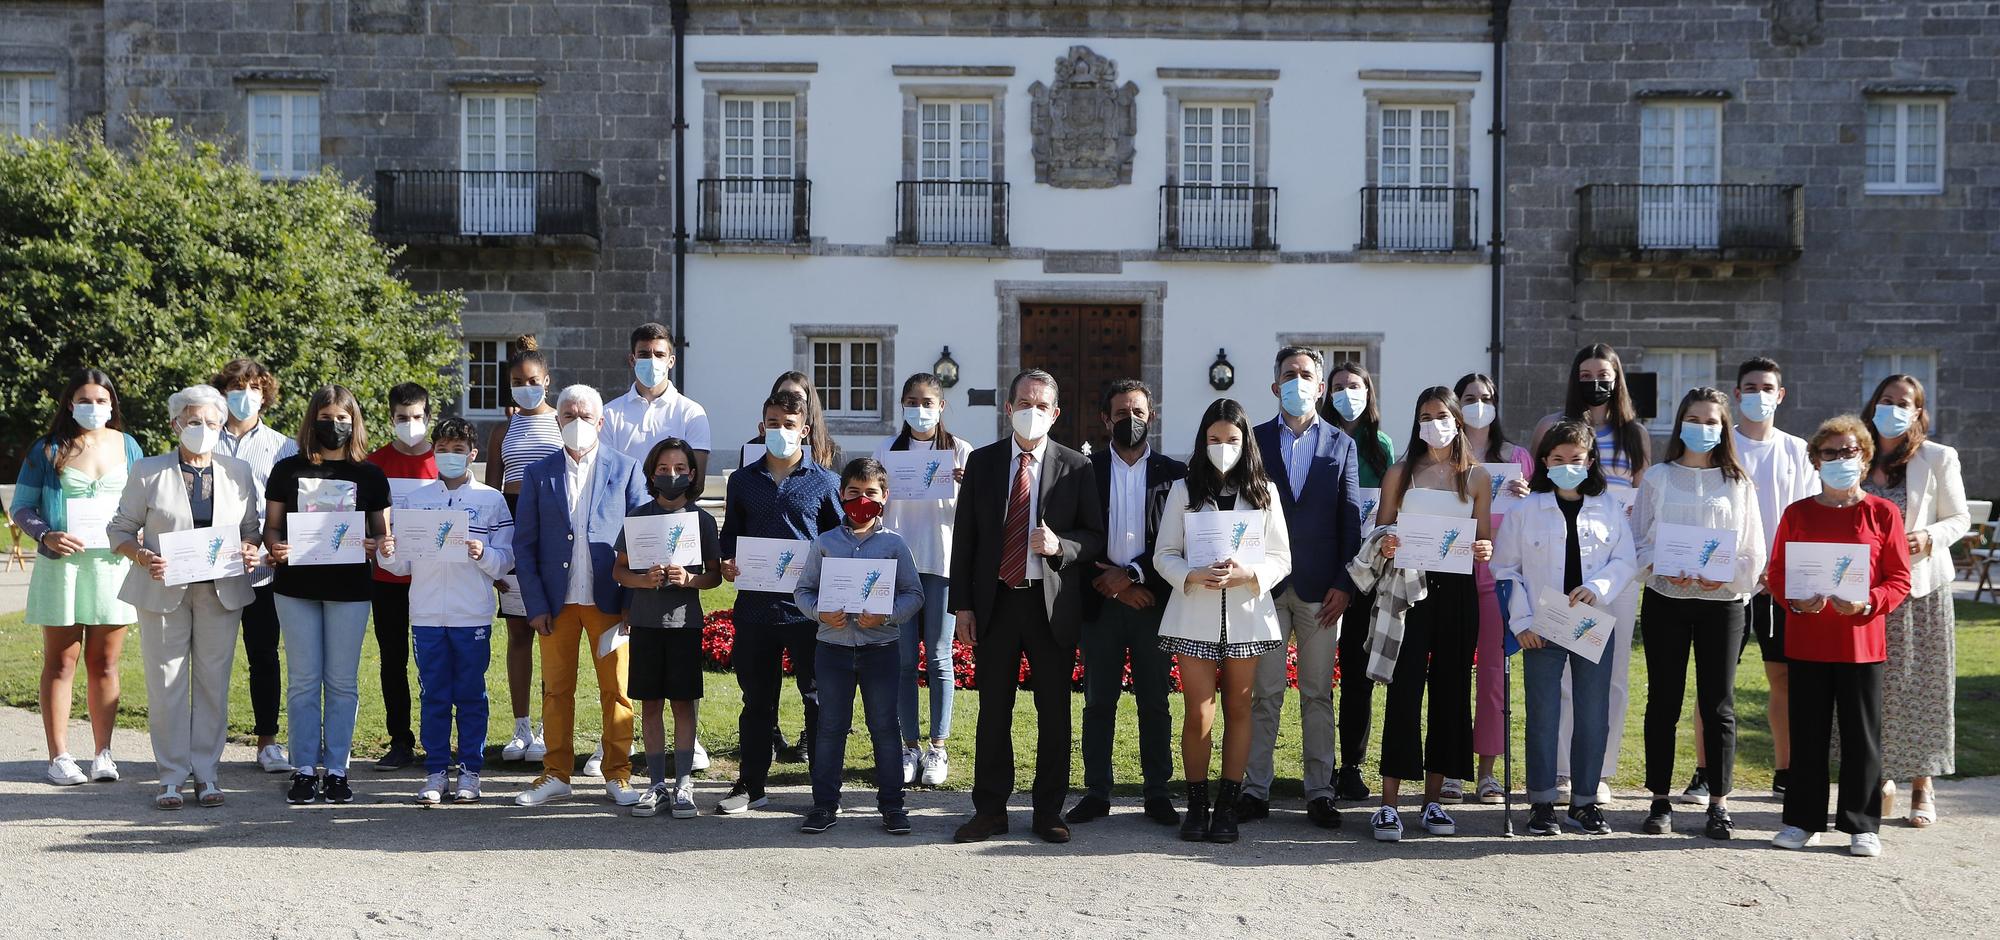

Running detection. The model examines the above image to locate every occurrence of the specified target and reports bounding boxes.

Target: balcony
[895,180,1009,247]
[1159,184,1278,251]
[1575,183,1803,278]
[373,170,600,243]
[696,177,811,244]
[1359,186,1479,252]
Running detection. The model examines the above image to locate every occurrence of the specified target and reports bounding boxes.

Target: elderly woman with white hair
[109,384,263,809]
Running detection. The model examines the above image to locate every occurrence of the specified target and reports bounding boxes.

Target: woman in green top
[1322,361,1399,488]
[1323,359,1398,802]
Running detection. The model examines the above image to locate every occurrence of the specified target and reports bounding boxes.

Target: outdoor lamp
[934,346,961,388]
[1208,348,1235,391]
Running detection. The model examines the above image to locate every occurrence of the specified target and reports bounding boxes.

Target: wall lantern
[1208,348,1235,391]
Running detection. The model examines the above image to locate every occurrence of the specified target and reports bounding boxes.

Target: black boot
[1208,779,1242,844]
[1179,780,1211,842]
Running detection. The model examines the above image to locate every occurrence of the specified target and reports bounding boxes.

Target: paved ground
[2,705,1993,938]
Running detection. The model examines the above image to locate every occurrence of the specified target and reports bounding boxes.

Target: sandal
[1880,780,1897,820]
[196,782,225,808]
[155,785,183,810]
[1909,785,1935,828]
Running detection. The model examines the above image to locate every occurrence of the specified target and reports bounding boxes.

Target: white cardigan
[1631,462,1766,601]
[1890,440,1971,599]
[1491,491,1636,640]
[1153,479,1294,647]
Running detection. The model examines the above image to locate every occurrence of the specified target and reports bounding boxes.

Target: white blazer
[107,452,262,614]
[1153,479,1294,647]
[1894,440,1970,599]
[1491,491,1636,640]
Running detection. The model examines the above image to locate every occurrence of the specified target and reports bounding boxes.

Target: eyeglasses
[1816,446,1864,461]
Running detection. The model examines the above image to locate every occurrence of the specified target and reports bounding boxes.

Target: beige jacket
[1891,440,1970,599]
[108,452,262,614]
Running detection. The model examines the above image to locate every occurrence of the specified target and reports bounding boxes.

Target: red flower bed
[699,610,1333,691]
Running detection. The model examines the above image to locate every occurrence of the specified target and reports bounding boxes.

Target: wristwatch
[1124,562,1146,585]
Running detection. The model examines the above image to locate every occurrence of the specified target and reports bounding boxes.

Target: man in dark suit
[1065,379,1187,827]
[950,369,1105,844]
[1244,346,1364,828]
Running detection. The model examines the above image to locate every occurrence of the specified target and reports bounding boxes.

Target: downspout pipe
[671,0,690,387]
[1488,0,1510,387]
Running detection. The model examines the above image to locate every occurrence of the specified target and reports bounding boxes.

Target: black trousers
[1079,599,1174,801]
[371,579,415,750]
[241,583,283,739]
[1785,660,1884,835]
[734,621,820,794]
[972,585,1075,817]
[1379,573,1475,783]
[1337,587,1378,770]
[1641,588,1745,797]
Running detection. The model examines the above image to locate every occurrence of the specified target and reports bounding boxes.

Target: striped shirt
[501,411,561,487]
[1595,423,1635,488]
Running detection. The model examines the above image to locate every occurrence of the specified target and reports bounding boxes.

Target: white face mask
[393,418,428,448]
[561,416,598,452]
[226,389,262,423]
[1460,401,1495,429]
[512,385,546,411]
[1206,442,1243,474]
[72,403,112,431]
[904,405,940,433]
[1418,418,1458,449]
[179,422,220,456]
[764,426,803,460]
[1011,406,1055,443]
[1329,387,1369,422]
[1738,390,1777,423]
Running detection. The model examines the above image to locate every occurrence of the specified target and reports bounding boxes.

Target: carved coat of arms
[1027,46,1139,189]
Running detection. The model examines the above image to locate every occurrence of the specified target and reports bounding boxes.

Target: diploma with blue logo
[1654,522,1736,582]
[158,525,246,587]
[1184,510,1266,569]
[1358,487,1383,536]
[390,508,470,563]
[1785,541,1872,605]
[881,449,958,500]
[288,510,366,567]
[1533,587,1617,664]
[1392,512,1476,575]
[819,556,898,616]
[733,536,810,593]
[624,511,703,570]
[1480,463,1526,515]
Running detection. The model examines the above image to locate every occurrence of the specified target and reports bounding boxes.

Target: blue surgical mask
[1872,403,1914,438]
[434,452,471,480]
[1279,378,1319,418]
[226,388,261,422]
[71,403,111,431]
[1737,390,1776,423]
[1547,463,1589,491]
[512,384,546,410]
[765,426,803,460]
[1329,387,1368,422]
[1678,422,1722,453]
[634,357,671,389]
[1819,456,1863,490]
[904,405,940,433]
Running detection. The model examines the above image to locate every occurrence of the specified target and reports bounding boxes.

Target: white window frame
[1861,350,1940,430]
[810,337,884,421]
[1643,348,1718,433]
[0,72,58,139]
[247,89,320,180]
[460,338,511,418]
[917,98,991,182]
[720,94,795,182]
[1638,102,1723,250]
[1377,104,1456,250]
[1864,98,1945,195]
[1179,102,1255,188]
[457,93,537,236]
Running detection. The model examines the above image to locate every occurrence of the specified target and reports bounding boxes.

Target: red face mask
[842,495,884,527]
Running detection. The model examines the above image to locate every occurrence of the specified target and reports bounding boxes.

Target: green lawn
[2,579,1995,794]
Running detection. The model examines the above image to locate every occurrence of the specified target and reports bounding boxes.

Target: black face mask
[1578,379,1615,407]
[314,418,353,451]
[653,473,693,499]
[1111,416,1148,449]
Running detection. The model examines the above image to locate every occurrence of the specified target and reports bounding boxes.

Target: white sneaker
[1371,805,1403,842]
[417,772,447,806]
[46,755,87,786]
[1421,801,1457,836]
[502,719,531,761]
[514,775,572,806]
[901,746,922,785]
[453,773,482,803]
[1439,778,1464,804]
[691,740,711,773]
[1771,825,1821,850]
[920,745,950,786]
[606,778,642,806]
[257,743,293,774]
[1596,781,1613,806]
[1476,775,1504,804]
[1850,832,1882,857]
[90,749,119,782]
[1553,775,1572,806]
[671,784,698,819]
[523,726,548,762]
[582,743,604,778]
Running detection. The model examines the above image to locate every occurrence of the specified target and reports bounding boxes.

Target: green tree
[0,119,462,467]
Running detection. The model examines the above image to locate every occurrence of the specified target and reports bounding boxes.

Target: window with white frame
[1180,103,1254,188]
[721,95,794,180]
[0,73,58,139]
[811,337,882,419]
[1377,105,1455,249]
[461,338,525,417]
[918,99,991,181]
[1861,350,1939,426]
[1638,102,1723,249]
[459,93,536,235]
[1312,346,1370,375]
[247,90,320,179]
[1645,348,1718,433]
[1865,98,1944,194]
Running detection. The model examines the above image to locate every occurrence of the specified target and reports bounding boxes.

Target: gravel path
[2,704,1992,938]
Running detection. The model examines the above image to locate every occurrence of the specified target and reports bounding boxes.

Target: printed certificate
[1655,522,1735,583]
[1532,587,1618,665]
[158,526,246,587]
[65,495,117,550]
[391,508,470,563]
[733,536,810,593]
[1392,512,1476,575]
[1183,510,1266,569]
[881,450,958,500]
[819,557,898,616]
[289,510,366,567]
[625,511,704,569]
[1785,541,1872,604]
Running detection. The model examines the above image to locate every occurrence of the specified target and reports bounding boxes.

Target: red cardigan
[1767,495,1912,664]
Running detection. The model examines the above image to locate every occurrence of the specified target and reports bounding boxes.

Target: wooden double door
[1017,303,1143,454]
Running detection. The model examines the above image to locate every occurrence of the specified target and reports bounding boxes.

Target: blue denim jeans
[812,639,905,812]
[1525,641,1612,807]
[274,595,371,776]
[413,625,492,775]
[897,573,955,744]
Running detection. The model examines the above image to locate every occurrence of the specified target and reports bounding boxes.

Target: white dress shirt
[1107,446,1150,568]
[1278,413,1322,502]
[218,419,298,585]
[602,382,713,462]
[562,446,599,606]
[1009,435,1049,581]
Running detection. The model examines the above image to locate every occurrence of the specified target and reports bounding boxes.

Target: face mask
[903,405,940,434]
[842,495,884,528]
[1819,456,1863,490]
[764,426,803,460]
[1206,443,1243,474]
[1418,418,1457,449]
[1546,463,1589,491]
[1738,390,1777,423]
[434,452,471,479]
[1012,406,1054,442]
[226,389,261,423]
[633,357,671,389]
[1111,416,1147,449]
[653,472,693,499]
[313,418,352,451]
[561,417,598,452]
[72,403,111,431]
[1678,422,1722,454]
[512,384,546,411]
[1578,379,1615,407]
[179,423,220,456]
[1279,378,1319,419]
[1872,403,1914,438]
[1329,387,1368,422]
[1460,401,1496,430]
[393,419,427,448]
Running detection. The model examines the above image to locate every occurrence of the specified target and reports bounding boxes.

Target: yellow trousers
[538,604,632,783]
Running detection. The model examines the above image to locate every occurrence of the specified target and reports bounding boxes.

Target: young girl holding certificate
[1492,419,1634,837]
[1154,398,1292,845]
[1632,389,1765,839]
[1371,388,1494,842]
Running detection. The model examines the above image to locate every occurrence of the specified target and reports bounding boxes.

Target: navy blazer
[514,446,650,621]
[1253,416,1362,598]
[1084,448,1187,620]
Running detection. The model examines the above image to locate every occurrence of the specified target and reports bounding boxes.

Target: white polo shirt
[602,382,712,463]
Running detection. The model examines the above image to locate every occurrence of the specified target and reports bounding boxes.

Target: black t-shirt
[1557,494,1584,594]
[267,456,392,602]
[614,502,720,629]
